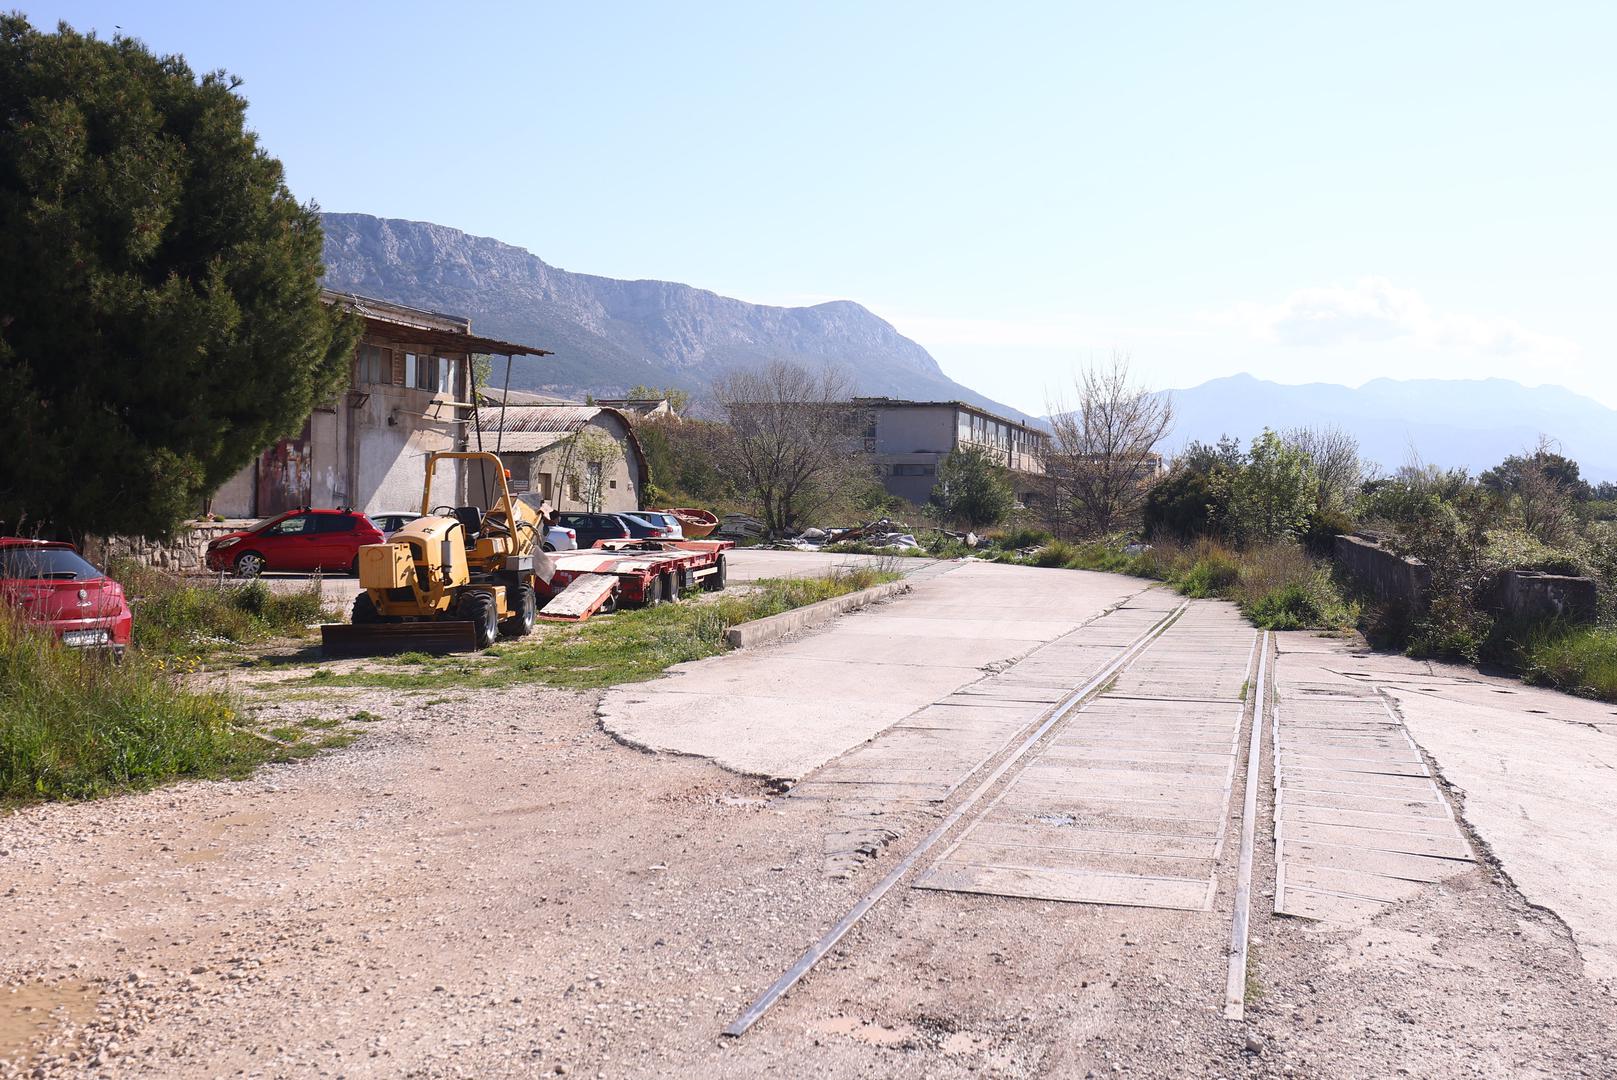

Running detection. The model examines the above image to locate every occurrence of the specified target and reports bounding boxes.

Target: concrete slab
[598,560,1154,780]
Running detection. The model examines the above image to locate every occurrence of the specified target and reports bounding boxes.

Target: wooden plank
[1278,840,1471,881]
[1279,820,1473,860]
[1277,803,1459,835]
[537,573,618,621]
[1282,863,1430,904]
[1275,885,1391,921]
[967,820,1221,859]
[946,841,1216,881]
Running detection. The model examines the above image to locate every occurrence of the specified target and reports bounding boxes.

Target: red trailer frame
[538,539,734,621]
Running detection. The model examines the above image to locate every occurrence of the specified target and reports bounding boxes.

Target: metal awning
[355,316,551,356]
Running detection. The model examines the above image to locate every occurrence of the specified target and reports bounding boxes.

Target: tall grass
[1011,537,1358,632]
[112,561,329,656]
[0,613,260,802]
[1520,624,1617,702]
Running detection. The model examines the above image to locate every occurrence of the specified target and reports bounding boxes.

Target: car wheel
[542,542,555,552]
[499,585,537,638]
[234,551,266,578]
[349,556,361,577]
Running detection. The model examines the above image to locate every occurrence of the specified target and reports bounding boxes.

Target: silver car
[629,511,685,540]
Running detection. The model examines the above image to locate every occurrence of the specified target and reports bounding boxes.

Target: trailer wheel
[660,570,679,603]
[499,585,537,638]
[642,573,666,606]
[701,553,728,592]
[462,592,499,648]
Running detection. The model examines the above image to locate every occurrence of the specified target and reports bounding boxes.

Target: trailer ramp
[539,573,619,622]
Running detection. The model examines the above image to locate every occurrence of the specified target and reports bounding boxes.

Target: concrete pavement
[598,558,1152,779]
[1275,630,1617,988]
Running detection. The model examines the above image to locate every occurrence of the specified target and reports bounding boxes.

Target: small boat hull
[665,507,719,539]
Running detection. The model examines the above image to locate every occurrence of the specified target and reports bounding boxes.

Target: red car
[204,508,384,577]
[0,538,134,655]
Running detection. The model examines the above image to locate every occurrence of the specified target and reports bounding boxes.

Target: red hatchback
[0,539,134,655]
[204,508,383,577]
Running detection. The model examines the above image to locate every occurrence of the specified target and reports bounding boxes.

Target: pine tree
[0,16,358,538]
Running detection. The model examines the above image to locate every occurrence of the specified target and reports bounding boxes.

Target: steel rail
[722,596,1192,1038]
[1223,630,1272,1020]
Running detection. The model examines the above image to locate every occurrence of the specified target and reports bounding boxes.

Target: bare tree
[711,361,867,536]
[1282,425,1365,512]
[1043,355,1173,537]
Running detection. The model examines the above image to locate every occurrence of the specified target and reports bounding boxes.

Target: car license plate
[62,629,110,647]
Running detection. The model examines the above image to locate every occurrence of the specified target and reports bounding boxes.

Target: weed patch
[281,566,901,693]
[113,561,331,657]
[0,614,269,803]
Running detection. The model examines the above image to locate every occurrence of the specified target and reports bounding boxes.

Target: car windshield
[0,546,104,581]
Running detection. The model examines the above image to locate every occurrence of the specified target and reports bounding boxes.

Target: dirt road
[3,557,1614,1078]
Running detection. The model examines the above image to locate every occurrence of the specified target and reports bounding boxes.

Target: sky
[19,1,1617,413]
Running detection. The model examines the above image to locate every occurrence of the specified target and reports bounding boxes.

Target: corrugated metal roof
[481,430,571,453]
[476,405,601,433]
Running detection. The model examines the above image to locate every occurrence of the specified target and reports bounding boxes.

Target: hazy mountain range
[318,213,1038,423]
[318,212,1614,482]
[1162,374,1617,483]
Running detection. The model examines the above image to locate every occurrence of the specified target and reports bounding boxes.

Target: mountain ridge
[318,212,1039,423]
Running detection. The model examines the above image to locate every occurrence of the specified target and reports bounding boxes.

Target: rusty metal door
[256,421,313,516]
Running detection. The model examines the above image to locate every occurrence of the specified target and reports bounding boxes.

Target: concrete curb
[725,580,911,650]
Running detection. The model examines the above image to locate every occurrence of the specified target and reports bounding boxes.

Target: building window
[356,344,393,385]
[436,356,454,395]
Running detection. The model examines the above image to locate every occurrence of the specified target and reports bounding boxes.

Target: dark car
[555,512,636,548]
[204,508,384,577]
[0,538,133,654]
[620,513,676,540]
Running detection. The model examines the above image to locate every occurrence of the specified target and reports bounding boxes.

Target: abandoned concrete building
[208,292,549,518]
[856,398,1050,507]
[474,400,649,515]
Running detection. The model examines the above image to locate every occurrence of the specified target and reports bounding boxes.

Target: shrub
[1179,552,1241,598]
[113,561,329,655]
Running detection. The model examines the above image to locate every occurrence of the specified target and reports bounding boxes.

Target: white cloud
[1219,277,1579,359]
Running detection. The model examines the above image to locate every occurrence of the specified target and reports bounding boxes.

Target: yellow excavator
[320,451,555,656]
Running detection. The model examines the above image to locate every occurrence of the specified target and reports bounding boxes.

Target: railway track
[725,594,1276,1038]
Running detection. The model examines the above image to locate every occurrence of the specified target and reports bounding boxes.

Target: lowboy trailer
[537,539,733,622]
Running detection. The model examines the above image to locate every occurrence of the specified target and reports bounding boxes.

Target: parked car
[370,510,422,539]
[630,511,685,540]
[620,513,677,540]
[204,508,384,577]
[556,512,634,548]
[0,538,133,655]
[542,524,578,552]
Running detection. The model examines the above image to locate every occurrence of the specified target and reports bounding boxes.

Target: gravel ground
[3,633,1615,1077]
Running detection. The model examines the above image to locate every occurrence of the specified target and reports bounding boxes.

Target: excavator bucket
[320,620,480,658]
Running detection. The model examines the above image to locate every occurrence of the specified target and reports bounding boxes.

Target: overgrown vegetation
[0,613,260,802]
[285,565,902,692]
[113,561,329,656]
[998,537,1357,632]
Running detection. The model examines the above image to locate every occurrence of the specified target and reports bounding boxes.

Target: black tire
[352,592,383,625]
[462,591,499,649]
[701,553,728,592]
[660,570,679,603]
[233,550,266,578]
[349,555,361,577]
[542,542,555,552]
[499,584,537,638]
[642,572,665,607]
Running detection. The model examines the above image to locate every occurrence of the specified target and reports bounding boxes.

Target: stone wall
[1333,534,1599,626]
[1492,570,1599,625]
[1333,534,1431,610]
[82,521,252,575]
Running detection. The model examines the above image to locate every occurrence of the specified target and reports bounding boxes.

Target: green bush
[114,561,329,656]
[995,526,1054,550]
[1179,553,1241,598]
[0,614,257,802]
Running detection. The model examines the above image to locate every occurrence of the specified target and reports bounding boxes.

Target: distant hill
[318,213,1037,423]
[1163,374,1617,483]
